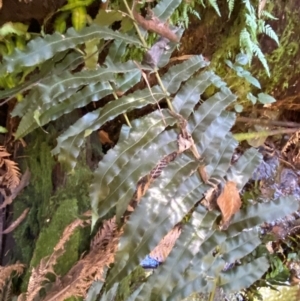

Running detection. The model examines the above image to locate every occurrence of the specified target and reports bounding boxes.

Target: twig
[132,3,179,42]
[236,117,300,128]
[133,61,166,125]
[233,128,300,142]
[10,168,31,200]
[123,0,174,112]
[1,208,30,234]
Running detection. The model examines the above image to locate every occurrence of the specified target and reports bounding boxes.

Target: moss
[12,130,55,264]
[30,198,79,266]
[20,198,81,292]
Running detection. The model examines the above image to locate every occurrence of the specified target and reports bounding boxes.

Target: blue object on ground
[140,255,161,269]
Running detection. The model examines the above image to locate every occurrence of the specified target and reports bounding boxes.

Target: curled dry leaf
[177,134,192,153]
[98,130,113,145]
[216,181,241,230]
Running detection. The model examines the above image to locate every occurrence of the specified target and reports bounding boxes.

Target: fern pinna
[0,0,292,300]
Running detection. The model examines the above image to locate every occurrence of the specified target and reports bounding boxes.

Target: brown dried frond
[0,278,12,301]
[149,226,181,262]
[150,152,178,180]
[43,230,122,301]
[26,258,54,301]
[25,213,91,300]
[0,146,21,189]
[91,217,117,251]
[17,293,26,301]
[0,263,25,292]
[54,213,91,252]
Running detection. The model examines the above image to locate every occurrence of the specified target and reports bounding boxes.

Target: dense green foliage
[0,0,295,300]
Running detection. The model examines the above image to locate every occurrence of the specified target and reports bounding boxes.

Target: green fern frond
[239,28,253,62]
[245,13,257,40]
[243,0,255,15]
[0,24,142,73]
[197,0,206,8]
[260,10,278,20]
[252,43,270,76]
[260,22,280,45]
[227,0,235,18]
[105,85,237,290]
[152,0,182,21]
[208,0,221,16]
[189,6,201,20]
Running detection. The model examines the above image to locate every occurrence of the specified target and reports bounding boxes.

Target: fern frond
[14,61,139,139]
[0,264,25,292]
[26,258,51,301]
[208,0,221,16]
[198,0,206,8]
[1,24,142,73]
[227,0,235,18]
[0,146,21,189]
[90,217,117,251]
[189,6,201,20]
[245,13,257,40]
[260,10,278,20]
[54,212,91,253]
[106,89,237,289]
[43,230,120,301]
[261,23,279,45]
[252,43,270,76]
[239,28,253,62]
[0,278,12,301]
[243,0,255,15]
[152,0,182,21]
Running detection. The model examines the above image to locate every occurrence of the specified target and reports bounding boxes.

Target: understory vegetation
[0,0,299,301]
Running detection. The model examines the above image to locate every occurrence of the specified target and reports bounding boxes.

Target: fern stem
[233,127,299,141]
[208,277,218,301]
[112,90,132,127]
[122,0,147,47]
[122,0,174,112]
[154,70,174,111]
[123,113,132,128]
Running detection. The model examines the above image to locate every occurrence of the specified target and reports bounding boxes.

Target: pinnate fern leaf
[162,55,209,94]
[52,55,208,169]
[219,257,269,292]
[252,43,270,76]
[133,208,223,301]
[106,84,238,290]
[227,0,235,18]
[239,28,253,62]
[152,0,182,22]
[90,110,178,224]
[262,23,279,45]
[51,86,168,169]
[1,24,142,73]
[14,61,139,139]
[208,0,221,16]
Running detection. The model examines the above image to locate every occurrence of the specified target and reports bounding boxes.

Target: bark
[0,0,66,27]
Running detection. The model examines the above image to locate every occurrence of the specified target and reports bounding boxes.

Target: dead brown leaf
[98,130,113,145]
[216,181,241,230]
